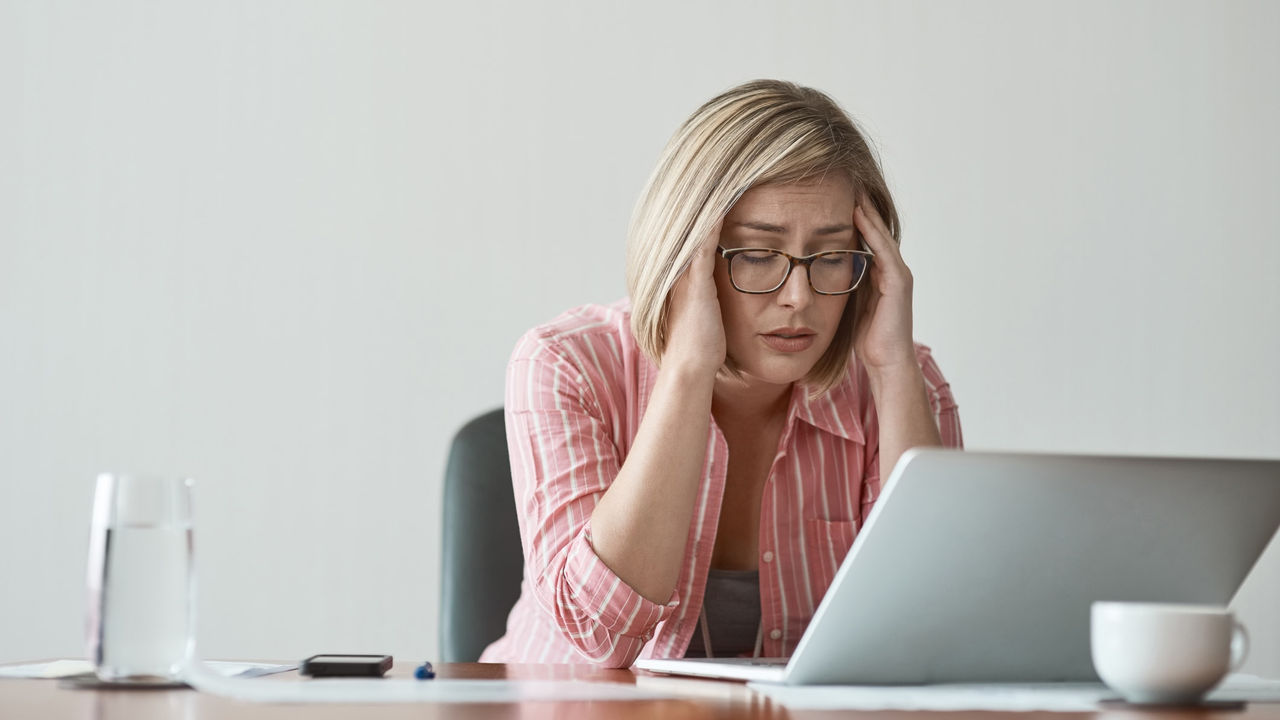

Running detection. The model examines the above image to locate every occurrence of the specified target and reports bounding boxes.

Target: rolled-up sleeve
[505,333,679,667]
[916,344,963,450]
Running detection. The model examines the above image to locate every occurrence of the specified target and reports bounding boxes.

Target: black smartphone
[299,654,393,678]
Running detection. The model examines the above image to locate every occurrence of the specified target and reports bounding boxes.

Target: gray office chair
[439,408,525,662]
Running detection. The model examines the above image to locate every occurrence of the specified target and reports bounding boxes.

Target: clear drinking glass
[85,474,195,682]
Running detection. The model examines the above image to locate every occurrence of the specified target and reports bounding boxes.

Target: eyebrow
[732,221,854,236]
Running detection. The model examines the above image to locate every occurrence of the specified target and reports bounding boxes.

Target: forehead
[728,175,855,222]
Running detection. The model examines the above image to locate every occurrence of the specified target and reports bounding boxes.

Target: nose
[775,262,814,310]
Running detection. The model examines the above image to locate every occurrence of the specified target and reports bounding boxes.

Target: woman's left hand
[851,199,918,375]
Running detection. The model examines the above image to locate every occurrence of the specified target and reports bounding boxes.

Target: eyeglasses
[717,246,874,295]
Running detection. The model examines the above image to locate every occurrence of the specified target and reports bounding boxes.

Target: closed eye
[738,253,779,266]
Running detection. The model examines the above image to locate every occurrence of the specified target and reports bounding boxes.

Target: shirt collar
[790,366,866,444]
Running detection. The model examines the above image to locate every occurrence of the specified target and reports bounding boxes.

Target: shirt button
[762,551,775,563]
[770,629,782,641]
[642,630,653,641]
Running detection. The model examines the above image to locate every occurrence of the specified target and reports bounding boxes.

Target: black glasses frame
[716,246,874,295]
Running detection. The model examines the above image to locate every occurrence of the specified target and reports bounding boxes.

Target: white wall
[3,0,1278,672]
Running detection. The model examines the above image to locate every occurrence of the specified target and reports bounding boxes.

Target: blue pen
[414,661,435,680]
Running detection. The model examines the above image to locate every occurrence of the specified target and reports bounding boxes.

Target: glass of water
[85,474,195,683]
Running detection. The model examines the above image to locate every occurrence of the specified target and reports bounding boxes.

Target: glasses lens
[729,251,789,292]
[811,252,867,293]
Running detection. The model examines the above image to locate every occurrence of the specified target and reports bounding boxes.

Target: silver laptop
[636,449,1280,685]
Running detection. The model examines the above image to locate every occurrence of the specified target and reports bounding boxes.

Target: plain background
[3,0,1278,673]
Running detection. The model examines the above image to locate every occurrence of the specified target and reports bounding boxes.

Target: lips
[760,327,816,353]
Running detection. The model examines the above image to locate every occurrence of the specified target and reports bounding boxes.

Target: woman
[480,79,963,668]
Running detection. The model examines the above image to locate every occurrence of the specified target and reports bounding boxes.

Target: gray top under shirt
[683,568,762,658]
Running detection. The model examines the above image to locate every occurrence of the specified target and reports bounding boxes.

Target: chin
[732,355,817,388]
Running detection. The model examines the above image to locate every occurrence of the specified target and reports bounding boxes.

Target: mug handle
[1231,621,1250,672]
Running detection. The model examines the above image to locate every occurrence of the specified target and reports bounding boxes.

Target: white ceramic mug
[1091,601,1248,705]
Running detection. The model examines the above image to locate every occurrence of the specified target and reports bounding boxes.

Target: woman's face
[714,175,857,389]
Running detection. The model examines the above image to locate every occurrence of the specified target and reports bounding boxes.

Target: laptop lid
[781,449,1280,684]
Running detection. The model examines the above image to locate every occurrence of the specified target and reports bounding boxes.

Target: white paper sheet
[0,660,97,679]
[183,662,668,704]
[746,673,1280,711]
[634,673,757,702]
[0,659,293,680]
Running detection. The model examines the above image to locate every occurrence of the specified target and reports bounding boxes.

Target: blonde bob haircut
[626,79,901,395]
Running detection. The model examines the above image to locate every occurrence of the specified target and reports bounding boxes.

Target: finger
[854,275,880,338]
[689,218,723,277]
[854,204,903,265]
[854,193,896,242]
[862,199,896,243]
[854,270,874,315]
[703,217,724,253]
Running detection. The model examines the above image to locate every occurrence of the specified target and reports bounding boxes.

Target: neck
[712,372,793,425]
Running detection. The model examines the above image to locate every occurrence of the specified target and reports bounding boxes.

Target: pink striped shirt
[480,300,963,668]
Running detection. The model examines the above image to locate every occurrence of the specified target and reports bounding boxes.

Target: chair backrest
[438,408,525,662]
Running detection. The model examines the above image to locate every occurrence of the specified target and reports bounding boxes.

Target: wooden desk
[2,662,1276,719]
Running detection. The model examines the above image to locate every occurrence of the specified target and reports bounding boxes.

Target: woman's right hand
[662,219,726,377]
[589,220,724,608]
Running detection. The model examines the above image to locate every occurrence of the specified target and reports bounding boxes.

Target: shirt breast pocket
[803,518,859,599]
